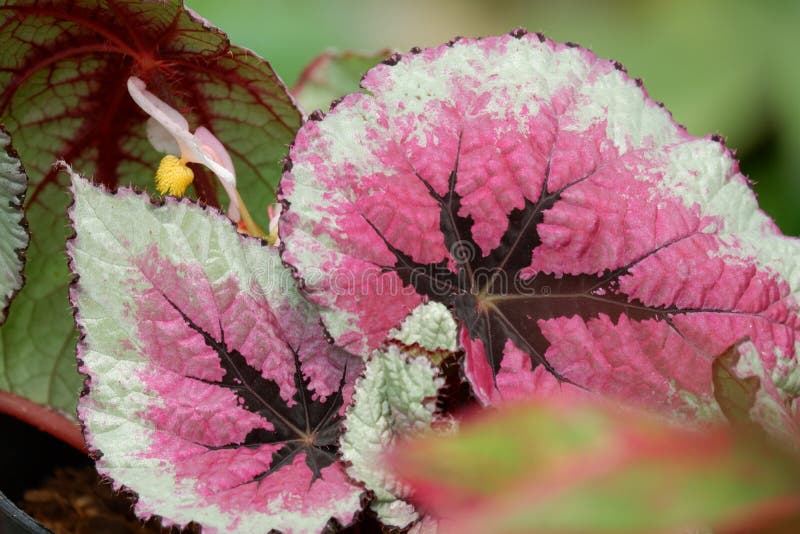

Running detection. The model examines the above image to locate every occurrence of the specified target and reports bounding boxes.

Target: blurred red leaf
[391,401,800,534]
[292,49,391,115]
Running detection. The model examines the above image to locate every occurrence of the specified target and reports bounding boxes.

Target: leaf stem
[234,189,267,239]
[0,391,87,454]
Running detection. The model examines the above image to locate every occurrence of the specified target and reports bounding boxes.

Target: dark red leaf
[1,0,300,220]
[0,0,301,417]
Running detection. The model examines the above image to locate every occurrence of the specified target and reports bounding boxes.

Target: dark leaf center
[163,295,345,481]
[364,137,692,383]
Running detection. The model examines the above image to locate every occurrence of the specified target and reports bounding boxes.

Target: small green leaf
[340,345,444,527]
[292,49,391,114]
[713,341,800,446]
[712,343,761,429]
[0,126,27,322]
[389,302,458,364]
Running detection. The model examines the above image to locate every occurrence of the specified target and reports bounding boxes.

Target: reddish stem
[0,390,87,455]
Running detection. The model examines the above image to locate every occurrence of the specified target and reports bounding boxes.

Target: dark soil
[21,466,199,534]
[0,414,196,533]
[0,414,392,533]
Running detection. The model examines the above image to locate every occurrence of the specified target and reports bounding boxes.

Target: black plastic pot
[0,490,52,534]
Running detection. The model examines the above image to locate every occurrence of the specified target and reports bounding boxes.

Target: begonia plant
[2,1,800,533]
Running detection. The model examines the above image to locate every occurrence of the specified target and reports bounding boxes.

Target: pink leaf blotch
[130,255,361,529]
[279,31,800,417]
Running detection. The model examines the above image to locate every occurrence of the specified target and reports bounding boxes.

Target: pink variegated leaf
[68,175,363,533]
[279,31,800,421]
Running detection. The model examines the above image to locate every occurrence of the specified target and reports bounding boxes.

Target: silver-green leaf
[341,345,445,527]
[0,126,27,322]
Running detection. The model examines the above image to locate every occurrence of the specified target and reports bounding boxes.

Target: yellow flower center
[155,155,194,196]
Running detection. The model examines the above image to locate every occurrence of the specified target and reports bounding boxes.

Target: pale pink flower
[127,76,264,237]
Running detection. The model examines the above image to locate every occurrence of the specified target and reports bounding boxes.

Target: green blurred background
[187,0,800,235]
